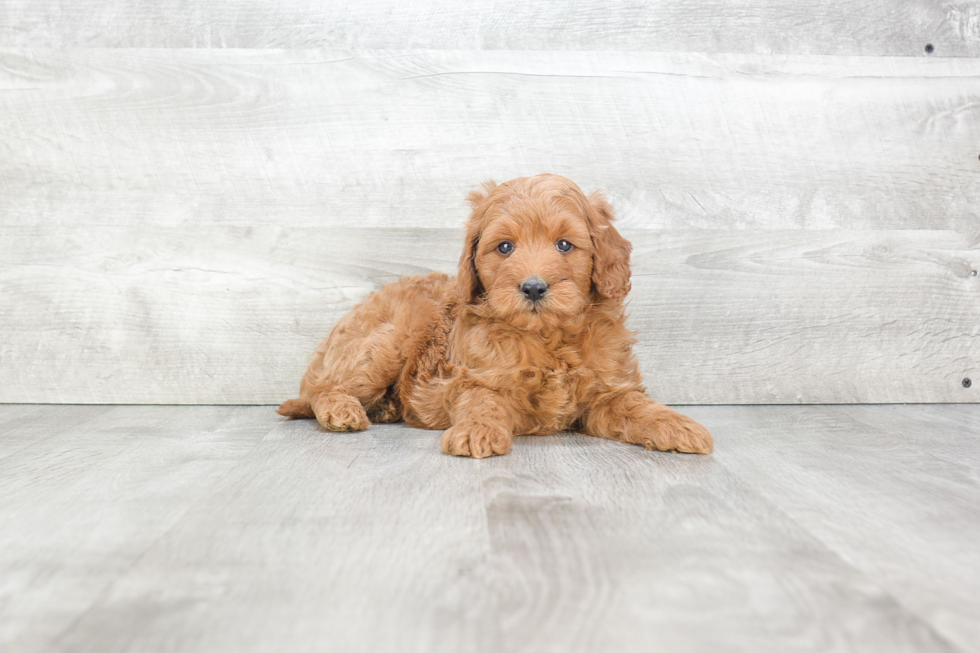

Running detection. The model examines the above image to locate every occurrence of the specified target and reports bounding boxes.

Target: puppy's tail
[276,397,315,419]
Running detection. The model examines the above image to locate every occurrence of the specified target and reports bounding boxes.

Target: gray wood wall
[1,2,978,405]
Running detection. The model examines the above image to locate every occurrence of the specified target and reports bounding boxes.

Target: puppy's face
[474,196,594,324]
[459,174,631,329]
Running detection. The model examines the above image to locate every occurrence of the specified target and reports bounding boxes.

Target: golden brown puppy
[278,174,713,458]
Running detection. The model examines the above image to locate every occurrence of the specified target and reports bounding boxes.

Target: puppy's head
[457,174,631,328]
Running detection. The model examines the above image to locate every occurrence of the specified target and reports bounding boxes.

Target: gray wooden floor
[0,405,977,653]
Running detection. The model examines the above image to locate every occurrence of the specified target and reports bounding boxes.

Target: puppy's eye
[556,239,573,253]
[497,241,514,255]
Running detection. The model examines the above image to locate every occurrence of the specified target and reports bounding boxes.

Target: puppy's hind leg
[285,284,415,432]
[277,385,369,431]
[304,383,371,432]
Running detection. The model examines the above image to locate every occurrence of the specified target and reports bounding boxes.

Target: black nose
[520,277,549,302]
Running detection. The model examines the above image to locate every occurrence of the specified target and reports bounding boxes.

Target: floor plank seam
[710,452,968,652]
[40,407,281,651]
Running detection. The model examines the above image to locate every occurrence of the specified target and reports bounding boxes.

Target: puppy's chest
[438,326,598,426]
[516,349,586,393]
[510,347,595,433]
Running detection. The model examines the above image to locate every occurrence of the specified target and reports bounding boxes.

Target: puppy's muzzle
[520,276,549,303]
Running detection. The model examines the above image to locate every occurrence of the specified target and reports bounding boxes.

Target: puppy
[278,174,713,458]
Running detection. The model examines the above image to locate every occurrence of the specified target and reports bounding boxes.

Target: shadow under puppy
[279,174,713,458]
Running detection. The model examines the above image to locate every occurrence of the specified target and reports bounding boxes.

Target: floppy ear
[585,190,632,300]
[457,180,497,302]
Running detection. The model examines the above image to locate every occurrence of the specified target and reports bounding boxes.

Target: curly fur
[278,174,713,458]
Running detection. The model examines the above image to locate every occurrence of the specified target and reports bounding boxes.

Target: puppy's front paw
[441,422,512,458]
[313,394,370,432]
[642,413,713,454]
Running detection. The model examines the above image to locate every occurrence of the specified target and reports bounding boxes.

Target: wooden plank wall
[0,2,978,404]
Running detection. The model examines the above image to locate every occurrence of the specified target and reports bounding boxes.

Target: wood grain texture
[1,49,978,232]
[1,404,977,652]
[686,403,980,652]
[18,408,497,653]
[1,226,976,404]
[0,406,275,653]
[0,404,112,462]
[2,48,978,404]
[480,428,959,653]
[1,0,978,56]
